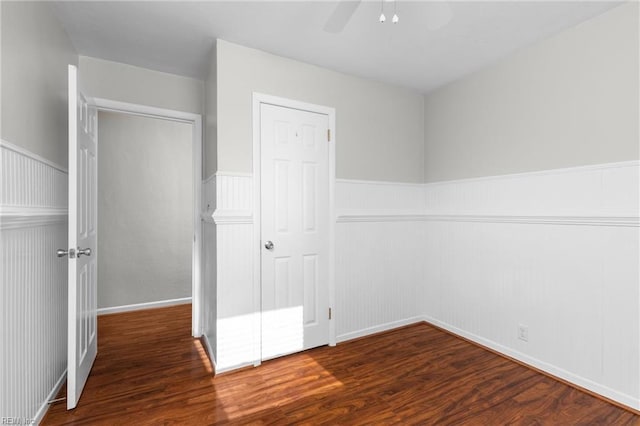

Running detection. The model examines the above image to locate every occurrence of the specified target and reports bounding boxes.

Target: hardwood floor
[43,304,639,425]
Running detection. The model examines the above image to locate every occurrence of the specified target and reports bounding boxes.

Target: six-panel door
[67,64,98,410]
[260,104,330,360]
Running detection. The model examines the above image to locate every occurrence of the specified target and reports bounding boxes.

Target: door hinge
[327,129,331,142]
[329,307,332,320]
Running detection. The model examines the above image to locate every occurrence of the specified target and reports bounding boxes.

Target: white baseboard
[422,315,640,411]
[34,369,67,425]
[215,361,256,375]
[98,297,192,315]
[336,316,425,343]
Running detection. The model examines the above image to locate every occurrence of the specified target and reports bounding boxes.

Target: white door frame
[92,97,203,337]
[252,93,336,366]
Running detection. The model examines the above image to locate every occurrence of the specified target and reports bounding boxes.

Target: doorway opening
[94,98,203,337]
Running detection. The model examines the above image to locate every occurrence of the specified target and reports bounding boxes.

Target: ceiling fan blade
[323,0,362,33]
[424,2,453,31]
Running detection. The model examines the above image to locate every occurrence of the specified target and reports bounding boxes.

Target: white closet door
[260,103,330,360]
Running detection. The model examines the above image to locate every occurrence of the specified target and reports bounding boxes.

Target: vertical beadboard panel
[335,220,425,340]
[212,173,255,371]
[216,223,255,370]
[215,173,252,212]
[0,142,68,422]
[1,142,67,209]
[334,179,427,341]
[423,220,639,409]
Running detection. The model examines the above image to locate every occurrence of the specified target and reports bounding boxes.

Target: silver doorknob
[264,241,274,250]
[77,247,92,257]
[57,248,74,258]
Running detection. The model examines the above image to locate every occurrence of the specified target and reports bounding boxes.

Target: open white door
[65,64,98,409]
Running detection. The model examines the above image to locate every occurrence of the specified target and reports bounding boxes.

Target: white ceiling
[52,1,621,94]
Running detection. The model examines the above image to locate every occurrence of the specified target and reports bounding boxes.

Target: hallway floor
[43,304,638,425]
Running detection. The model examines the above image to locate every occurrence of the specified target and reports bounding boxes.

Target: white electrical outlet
[518,324,529,342]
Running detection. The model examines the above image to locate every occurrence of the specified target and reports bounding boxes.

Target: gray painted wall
[216,40,425,182]
[423,2,639,183]
[79,56,205,115]
[1,1,78,167]
[97,111,192,309]
[205,43,218,178]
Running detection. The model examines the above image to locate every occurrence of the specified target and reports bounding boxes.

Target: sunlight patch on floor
[213,306,344,422]
[215,355,345,422]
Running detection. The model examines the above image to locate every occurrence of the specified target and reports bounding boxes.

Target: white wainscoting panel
[211,163,639,410]
[335,179,428,341]
[336,161,639,410]
[0,141,69,422]
[423,222,639,408]
[210,173,256,371]
[420,161,640,410]
[335,220,425,341]
[215,223,255,371]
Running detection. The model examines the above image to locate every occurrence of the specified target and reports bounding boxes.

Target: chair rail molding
[336,212,639,227]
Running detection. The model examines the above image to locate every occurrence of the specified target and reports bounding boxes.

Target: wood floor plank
[42,304,639,425]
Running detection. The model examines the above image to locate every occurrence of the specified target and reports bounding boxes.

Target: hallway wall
[97,111,193,310]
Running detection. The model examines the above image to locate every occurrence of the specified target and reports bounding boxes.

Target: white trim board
[336,316,426,343]
[336,212,640,227]
[215,170,253,178]
[336,178,424,187]
[91,98,198,124]
[93,98,203,338]
[0,207,68,229]
[212,210,253,225]
[97,297,192,316]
